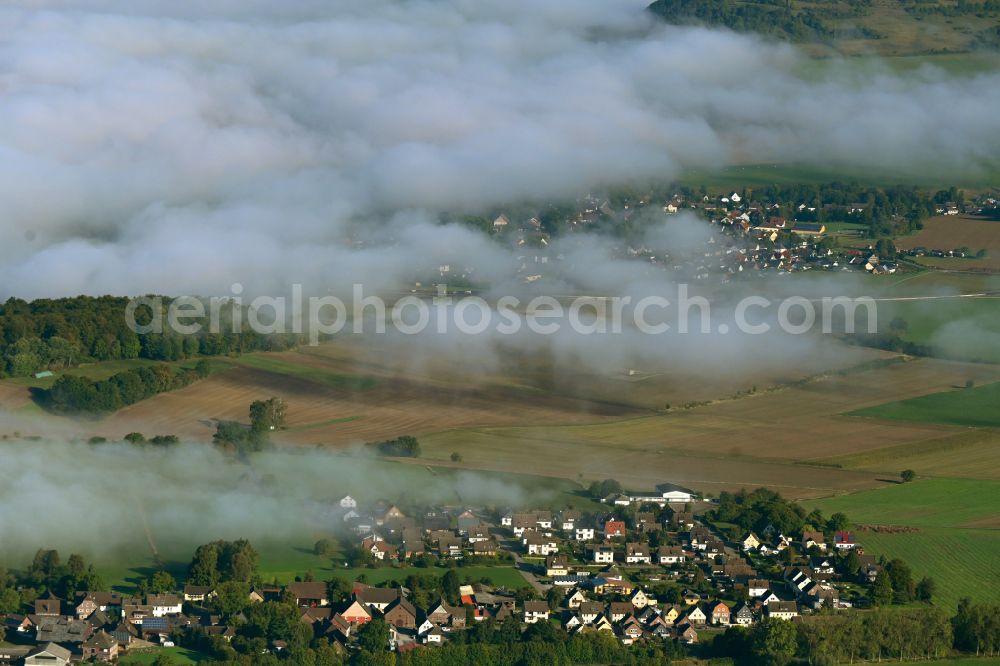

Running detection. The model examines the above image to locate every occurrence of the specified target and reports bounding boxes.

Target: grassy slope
[233,354,379,391]
[821,430,1000,480]
[849,382,1000,428]
[811,478,1000,609]
[119,647,210,665]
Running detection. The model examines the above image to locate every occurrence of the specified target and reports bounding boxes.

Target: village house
[682,589,702,606]
[608,602,634,622]
[593,544,615,564]
[574,525,596,541]
[748,579,771,598]
[382,597,418,629]
[634,512,660,532]
[766,601,799,620]
[558,510,581,531]
[679,604,706,626]
[472,540,498,557]
[620,617,644,643]
[421,625,445,644]
[592,569,634,596]
[340,600,373,625]
[81,630,118,662]
[183,585,216,603]
[707,601,731,625]
[34,616,93,645]
[456,509,480,534]
[287,582,329,607]
[24,643,72,666]
[73,591,123,621]
[661,605,682,624]
[566,590,588,609]
[522,601,550,624]
[368,539,399,561]
[34,592,63,616]
[834,531,859,550]
[741,532,761,551]
[759,590,782,605]
[625,542,651,564]
[658,545,687,565]
[545,555,570,577]
[354,585,402,612]
[604,520,627,539]
[147,594,183,617]
[677,623,699,644]
[467,525,490,543]
[630,588,654,609]
[801,530,827,551]
[578,602,603,624]
[732,602,755,626]
[524,530,559,556]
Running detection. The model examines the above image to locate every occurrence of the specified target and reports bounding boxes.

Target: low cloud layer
[0,437,557,562]
[0,0,998,298]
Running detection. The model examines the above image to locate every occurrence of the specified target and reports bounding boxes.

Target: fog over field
[1,0,999,299]
[0,436,551,560]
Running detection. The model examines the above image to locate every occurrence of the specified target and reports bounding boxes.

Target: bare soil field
[0,382,31,411]
[896,215,1000,271]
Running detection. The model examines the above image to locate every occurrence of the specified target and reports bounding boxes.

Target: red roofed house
[834,531,858,550]
[604,521,626,539]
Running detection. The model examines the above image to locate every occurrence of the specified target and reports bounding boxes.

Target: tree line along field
[810,477,1000,609]
[895,215,1000,271]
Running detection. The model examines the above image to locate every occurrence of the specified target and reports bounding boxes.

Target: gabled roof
[523,601,549,613]
[288,581,328,600]
[28,643,72,661]
[354,584,402,606]
[383,597,417,619]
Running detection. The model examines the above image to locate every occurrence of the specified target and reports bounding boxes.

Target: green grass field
[678,161,1000,192]
[849,382,1000,429]
[812,478,1000,609]
[234,353,379,391]
[862,528,1000,611]
[5,357,235,390]
[120,647,210,664]
[811,478,1000,529]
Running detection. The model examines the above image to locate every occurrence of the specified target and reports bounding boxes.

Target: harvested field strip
[820,430,1000,476]
[286,415,365,432]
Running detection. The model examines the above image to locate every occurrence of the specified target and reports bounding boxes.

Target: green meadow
[849,382,1000,429]
[812,478,1000,609]
[119,647,210,665]
[234,353,379,391]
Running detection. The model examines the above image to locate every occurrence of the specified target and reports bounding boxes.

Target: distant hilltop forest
[647,0,1000,55]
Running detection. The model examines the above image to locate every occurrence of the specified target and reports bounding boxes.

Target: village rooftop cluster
[0,482,895,665]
